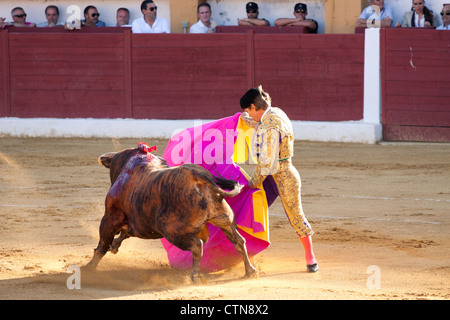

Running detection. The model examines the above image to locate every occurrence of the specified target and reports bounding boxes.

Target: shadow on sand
[0,262,254,300]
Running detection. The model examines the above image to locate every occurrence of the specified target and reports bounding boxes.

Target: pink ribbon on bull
[138,142,157,154]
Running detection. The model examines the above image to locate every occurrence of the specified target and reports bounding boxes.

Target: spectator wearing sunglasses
[82,5,106,27]
[356,0,394,28]
[10,7,36,28]
[437,3,450,30]
[274,3,318,33]
[395,0,438,28]
[238,2,270,26]
[132,0,170,33]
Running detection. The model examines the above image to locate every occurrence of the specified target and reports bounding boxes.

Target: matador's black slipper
[306,263,319,273]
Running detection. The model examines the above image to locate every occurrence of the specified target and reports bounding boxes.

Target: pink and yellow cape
[161,113,278,272]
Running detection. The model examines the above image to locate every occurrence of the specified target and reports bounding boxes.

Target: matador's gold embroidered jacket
[241,107,294,188]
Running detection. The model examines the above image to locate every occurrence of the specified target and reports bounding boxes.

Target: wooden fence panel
[131,34,248,120]
[0,30,9,117]
[7,31,127,118]
[0,31,4,117]
[381,29,450,142]
[253,34,364,121]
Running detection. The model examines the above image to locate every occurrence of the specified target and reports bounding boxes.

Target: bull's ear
[98,152,117,168]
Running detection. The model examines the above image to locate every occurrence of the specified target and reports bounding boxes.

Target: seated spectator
[238,2,270,26]
[132,0,170,33]
[10,7,36,28]
[82,5,106,27]
[356,0,394,28]
[116,7,131,27]
[437,3,450,30]
[0,17,11,29]
[274,3,318,33]
[190,3,216,33]
[38,5,64,28]
[395,0,438,27]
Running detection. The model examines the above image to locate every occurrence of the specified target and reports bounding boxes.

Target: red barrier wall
[0,28,364,122]
[254,34,364,121]
[1,30,8,118]
[381,29,450,142]
[8,32,128,118]
[131,33,248,120]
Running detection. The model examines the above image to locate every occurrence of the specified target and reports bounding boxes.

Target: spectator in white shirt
[132,0,170,33]
[436,3,450,30]
[190,3,216,33]
[395,0,438,28]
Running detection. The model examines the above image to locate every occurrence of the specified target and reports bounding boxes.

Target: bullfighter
[239,85,319,273]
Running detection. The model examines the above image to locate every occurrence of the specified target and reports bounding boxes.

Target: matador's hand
[248,179,257,189]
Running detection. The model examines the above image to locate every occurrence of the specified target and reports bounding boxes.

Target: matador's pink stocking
[300,235,317,265]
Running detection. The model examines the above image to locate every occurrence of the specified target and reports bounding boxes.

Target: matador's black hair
[240,87,260,110]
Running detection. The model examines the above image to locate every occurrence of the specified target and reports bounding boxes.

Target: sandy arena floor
[0,137,448,300]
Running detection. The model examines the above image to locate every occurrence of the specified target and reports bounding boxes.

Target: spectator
[356,0,394,28]
[82,5,106,27]
[395,0,438,27]
[238,2,270,26]
[132,0,170,33]
[274,3,318,33]
[38,5,64,28]
[190,3,216,33]
[0,17,11,29]
[116,7,131,27]
[10,7,36,28]
[437,3,450,30]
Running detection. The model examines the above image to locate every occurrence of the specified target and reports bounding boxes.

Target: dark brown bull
[85,144,257,283]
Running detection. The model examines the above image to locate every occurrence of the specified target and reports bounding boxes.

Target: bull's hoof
[83,254,102,271]
[82,262,97,271]
[191,274,207,285]
[244,269,259,279]
[110,239,122,254]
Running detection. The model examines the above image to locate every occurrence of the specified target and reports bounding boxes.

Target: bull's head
[98,143,162,184]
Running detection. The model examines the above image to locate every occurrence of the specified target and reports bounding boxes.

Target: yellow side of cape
[233,117,269,243]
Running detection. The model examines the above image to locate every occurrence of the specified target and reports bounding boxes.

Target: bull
[85,143,257,283]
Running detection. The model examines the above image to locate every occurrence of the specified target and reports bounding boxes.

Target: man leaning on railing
[356,0,394,28]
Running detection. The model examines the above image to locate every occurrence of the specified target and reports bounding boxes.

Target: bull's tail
[184,164,244,198]
[212,176,244,198]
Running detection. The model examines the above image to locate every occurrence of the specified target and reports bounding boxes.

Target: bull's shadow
[0,262,249,300]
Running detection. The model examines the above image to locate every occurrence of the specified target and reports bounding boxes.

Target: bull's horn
[98,152,117,167]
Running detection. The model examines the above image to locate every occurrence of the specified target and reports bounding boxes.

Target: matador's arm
[249,128,280,188]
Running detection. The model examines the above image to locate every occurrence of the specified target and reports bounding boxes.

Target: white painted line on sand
[338,195,450,203]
